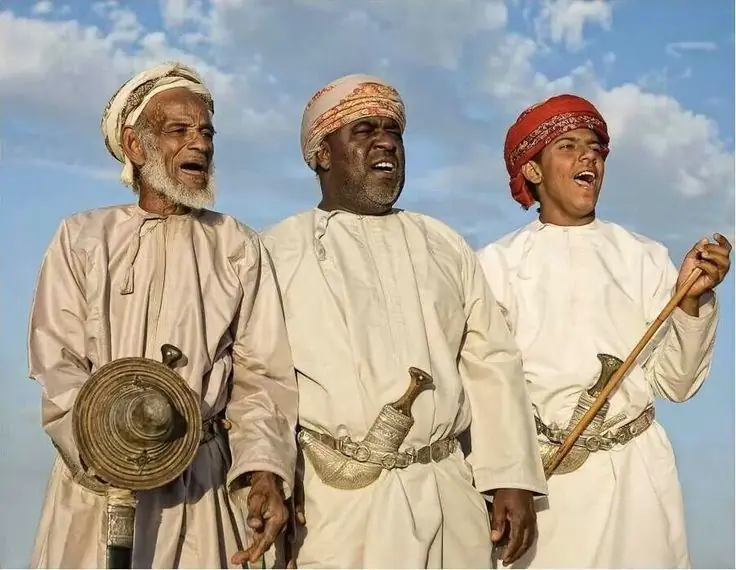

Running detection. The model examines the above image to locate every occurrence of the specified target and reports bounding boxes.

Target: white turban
[101,62,214,187]
[300,74,406,171]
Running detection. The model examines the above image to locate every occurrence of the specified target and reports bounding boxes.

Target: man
[29,62,298,568]
[477,94,731,568]
[232,74,547,569]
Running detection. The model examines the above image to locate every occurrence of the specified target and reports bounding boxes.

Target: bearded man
[231,74,547,569]
[28,62,298,568]
[477,94,731,568]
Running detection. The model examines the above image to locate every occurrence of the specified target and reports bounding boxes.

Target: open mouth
[180,161,208,177]
[573,170,596,189]
[371,160,397,175]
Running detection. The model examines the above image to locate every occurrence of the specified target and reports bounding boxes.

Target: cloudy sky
[1,0,733,567]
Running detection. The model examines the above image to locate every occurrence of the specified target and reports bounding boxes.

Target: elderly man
[477,94,731,568]
[28,62,298,568]
[231,74,547,569]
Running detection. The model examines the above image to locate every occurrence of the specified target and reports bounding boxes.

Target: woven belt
[301,428,458,470]
[537,406,655,452]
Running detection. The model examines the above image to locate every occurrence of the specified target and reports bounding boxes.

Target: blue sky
[0,0,733,567]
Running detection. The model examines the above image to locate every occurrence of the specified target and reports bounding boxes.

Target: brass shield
[72,349,202,491]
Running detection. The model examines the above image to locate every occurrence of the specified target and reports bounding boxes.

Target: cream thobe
[28,204,298,569]
[477,219,719,569]
[262,209,547,569]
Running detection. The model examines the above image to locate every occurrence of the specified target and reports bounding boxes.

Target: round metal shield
[72,356,202,491]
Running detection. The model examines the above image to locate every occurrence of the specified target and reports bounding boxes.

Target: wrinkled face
[134,88,216,209]
[524,128,606,221]
[319,116,405,214]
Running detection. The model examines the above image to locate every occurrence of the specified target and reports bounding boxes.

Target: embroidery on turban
[300,74,406,170]
[101,62,214,188]
[503,94,610,209]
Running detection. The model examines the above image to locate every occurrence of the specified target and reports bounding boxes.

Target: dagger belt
[298,367,450,490]
[536,405,655,475]
[300,427,458,470]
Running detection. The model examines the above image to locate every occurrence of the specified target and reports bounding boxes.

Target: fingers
[681,235,732,295]
[247,491,267,531]
[503,519,535,566]
[686,238,709,259]
[701,249,730,265]
[231,546,262,566]
[693,235,732,262]
[242,524,279,564]
[698,257,730,282]
[231,549,249,565]
[714,233,733,253]
[239,484,289,564]
[700,243,731,271]
[232,502,288,565]
[696,255,727,281]
[499,516,524,566]
[689,235,731,258]
[490,501,507,543]
[701,243,731,263]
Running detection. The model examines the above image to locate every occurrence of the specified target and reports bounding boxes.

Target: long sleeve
[226,233,299,499]
[457,240,547,496]
[28,219,91,474]
[642,248,719,403]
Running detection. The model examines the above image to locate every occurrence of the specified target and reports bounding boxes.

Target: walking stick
[543,267,703,479]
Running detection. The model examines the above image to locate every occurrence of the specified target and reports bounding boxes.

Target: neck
[317,197,393,216]
[138,186,190,216]
[538,206,596,227]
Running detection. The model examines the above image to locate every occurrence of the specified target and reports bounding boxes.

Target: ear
[315,142,331,171]
[121,125,146,167]
[520,160,542,185]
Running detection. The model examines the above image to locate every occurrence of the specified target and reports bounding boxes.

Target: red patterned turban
[504,94,610,209]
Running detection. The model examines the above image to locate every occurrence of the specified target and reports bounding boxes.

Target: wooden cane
[543,267,704,479]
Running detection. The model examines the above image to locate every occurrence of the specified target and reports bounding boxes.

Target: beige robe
[28,204,298,569]
[477,219,719,569]
[262,209,547,569]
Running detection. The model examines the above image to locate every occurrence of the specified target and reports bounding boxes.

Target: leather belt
[300,428,458,470]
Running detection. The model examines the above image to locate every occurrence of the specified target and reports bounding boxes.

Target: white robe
[28,204,298,569]
[477,218,719,569]
[262,209,547,569]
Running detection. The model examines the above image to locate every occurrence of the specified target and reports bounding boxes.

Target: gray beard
[138,135,216,210]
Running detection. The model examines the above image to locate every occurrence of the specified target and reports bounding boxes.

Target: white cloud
[535,0,613,52]
[31,1,54,15]
[0,9,275,141]
[0,0,732,244]
[159,0,205,28]
[666,41,718,57]
[593,83,733,238]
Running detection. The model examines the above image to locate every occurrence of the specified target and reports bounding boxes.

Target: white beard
[138,134,216,211]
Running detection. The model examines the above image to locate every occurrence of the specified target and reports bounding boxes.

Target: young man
[477,94,731,568]
[29,62,298,568]
[235,74,547,568]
